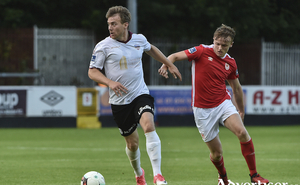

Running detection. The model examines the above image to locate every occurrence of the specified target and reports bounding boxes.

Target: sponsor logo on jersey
[208,57,213,61]
[236,69,239,76]
[134,44,140,50]
[225,63,230,70]
[188,47,197,54]
[119,56,128,70]
[91,55,96,62]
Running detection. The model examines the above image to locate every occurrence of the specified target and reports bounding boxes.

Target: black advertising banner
[0,90,27,117]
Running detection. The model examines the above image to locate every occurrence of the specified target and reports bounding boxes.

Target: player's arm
[158,51,188,78]
[88,68,127,96]
[145,44,182,81]
[227,78,245,121]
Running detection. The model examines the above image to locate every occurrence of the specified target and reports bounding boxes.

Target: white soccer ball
[81,171,105,185]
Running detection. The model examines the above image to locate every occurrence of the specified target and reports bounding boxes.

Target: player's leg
[124,130,143,176]
[193,105,228,184]
[206,135,228,185]
[224,114,258,174]
[139,112,159,174]
[139,112,167,185]
[134,94,166,185]
[124,130,147,185]
[224,113,269,184]
[111,103,146,185]
[206,135,225,172]
[224,113,250,142]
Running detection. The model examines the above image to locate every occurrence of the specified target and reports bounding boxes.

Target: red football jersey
[184,44,239,108]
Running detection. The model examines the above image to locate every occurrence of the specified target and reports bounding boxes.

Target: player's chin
[217,52,224,57]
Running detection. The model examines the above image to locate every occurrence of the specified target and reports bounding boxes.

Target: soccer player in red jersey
[159,24,269,185]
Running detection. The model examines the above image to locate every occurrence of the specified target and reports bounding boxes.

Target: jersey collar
[116,31,132,44]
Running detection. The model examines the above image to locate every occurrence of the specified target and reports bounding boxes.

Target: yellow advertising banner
[77,88,98,116]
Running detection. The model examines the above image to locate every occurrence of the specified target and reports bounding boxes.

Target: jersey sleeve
[137,34,151,51]
[227,60,239,79]
[227,68,239,79]
[184,45,204,62]
[89,43,106,70]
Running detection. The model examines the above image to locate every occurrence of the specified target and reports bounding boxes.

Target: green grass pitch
[0,125,299,185]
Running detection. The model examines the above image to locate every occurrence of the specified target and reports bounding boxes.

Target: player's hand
[158,64,169,78]
[108,81,128,97]
[168,65,182,81]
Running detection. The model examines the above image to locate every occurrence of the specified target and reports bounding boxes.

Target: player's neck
[117,31,131,43]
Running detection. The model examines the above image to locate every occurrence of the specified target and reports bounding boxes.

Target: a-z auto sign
[246,86,300,115]
[0,90,27,116]
[27,86,76,117]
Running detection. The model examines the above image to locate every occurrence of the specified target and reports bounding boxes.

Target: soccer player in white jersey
[88,6,182,185]
[159,24,269,185]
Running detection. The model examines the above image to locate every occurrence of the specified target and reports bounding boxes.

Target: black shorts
[111,94,154,136]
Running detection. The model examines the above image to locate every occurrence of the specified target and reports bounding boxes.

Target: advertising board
[27,86,77,117]
[245,86,300,115]
[99,86,300,116]
[0,89,27,116]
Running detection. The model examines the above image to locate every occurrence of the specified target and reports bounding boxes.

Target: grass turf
[0,125,299,185]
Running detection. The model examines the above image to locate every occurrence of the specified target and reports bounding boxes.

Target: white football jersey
[89,33,151,105]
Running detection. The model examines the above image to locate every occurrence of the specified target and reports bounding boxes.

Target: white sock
[125,146,143,177]
[145,130,162,176]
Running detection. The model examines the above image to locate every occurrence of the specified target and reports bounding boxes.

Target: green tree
[1,0,300,43]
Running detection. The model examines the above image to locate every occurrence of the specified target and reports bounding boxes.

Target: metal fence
[151,39,300,86]
[33,27,300,87]
[34,26,95,86]
[261,40,300,85]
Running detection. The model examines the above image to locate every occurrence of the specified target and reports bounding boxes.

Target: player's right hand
[158,64,169,78]
[108,81,128,97]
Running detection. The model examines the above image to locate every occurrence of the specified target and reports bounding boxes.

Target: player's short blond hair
[213,24,236,42]
[106,6,131,24]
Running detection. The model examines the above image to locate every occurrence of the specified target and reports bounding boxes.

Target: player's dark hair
[106,6,131,24]
[213,24,236,42]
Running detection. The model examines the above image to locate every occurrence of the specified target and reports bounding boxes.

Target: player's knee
[236,129,249,141]
[211,151,223,160]
[141,121,155,133]
[126,139,139,151]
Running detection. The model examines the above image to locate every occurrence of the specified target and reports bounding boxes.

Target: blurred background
[0,0,299,127]
[1,0,300,86]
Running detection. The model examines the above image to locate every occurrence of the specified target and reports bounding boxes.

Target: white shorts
[193,99,238,142]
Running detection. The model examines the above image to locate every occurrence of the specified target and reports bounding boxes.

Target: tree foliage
[1,0,300,43]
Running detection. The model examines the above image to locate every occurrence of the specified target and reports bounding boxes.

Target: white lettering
[138,105,153,115]
[228,180,235,185]
[0,93,19,108]
[223,181,291,185]
[43,110,62,116]
[218,179,225,185]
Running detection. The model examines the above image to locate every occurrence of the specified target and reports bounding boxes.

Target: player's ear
[123,22,129,29]
[230,41,234,48]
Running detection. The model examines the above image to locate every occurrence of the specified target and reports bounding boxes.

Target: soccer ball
[81,171,105,185]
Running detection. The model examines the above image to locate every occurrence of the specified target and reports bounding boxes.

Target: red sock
[210,154,226,176]
[240,138,257,176]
